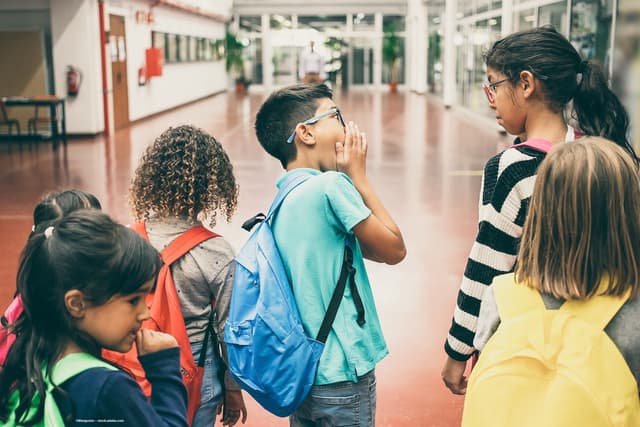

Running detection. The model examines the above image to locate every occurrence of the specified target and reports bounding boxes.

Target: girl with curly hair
[129,125,246,427]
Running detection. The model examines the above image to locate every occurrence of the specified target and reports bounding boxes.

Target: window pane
[270,15,292,30]
[514,8,536,32]
[383,15,405,33]
[456,17,502,115]
[239,15,261,33]
[353,13,375,31]
[570,0,614,68]
[539,2,568,34]
[166,34,177,62]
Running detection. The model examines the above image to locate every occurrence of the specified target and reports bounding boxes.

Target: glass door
[348,37,375,86]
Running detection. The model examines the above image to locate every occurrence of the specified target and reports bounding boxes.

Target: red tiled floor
[0,89,510,426]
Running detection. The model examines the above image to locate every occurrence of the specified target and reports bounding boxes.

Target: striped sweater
[445,145,548,361]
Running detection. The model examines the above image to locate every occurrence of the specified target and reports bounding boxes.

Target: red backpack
[102,222,219,424]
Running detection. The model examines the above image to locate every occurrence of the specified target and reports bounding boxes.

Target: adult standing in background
[299,41,326,84]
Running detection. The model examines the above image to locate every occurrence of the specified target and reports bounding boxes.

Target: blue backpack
[224,171,365,417]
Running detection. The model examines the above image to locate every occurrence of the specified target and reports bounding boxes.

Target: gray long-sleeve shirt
[475,282,640,385]
[145,218,240,391]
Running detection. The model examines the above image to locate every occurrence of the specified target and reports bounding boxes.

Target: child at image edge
[470,138,640,425]
[254,83,406,427]
[0,210,188,426]
[441,26,639,394]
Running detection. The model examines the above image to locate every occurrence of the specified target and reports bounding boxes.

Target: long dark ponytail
[485,26,637,162]
[573,60,631,154]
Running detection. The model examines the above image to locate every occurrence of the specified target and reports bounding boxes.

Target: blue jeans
[190,339,224,427]
[290,370,376,427]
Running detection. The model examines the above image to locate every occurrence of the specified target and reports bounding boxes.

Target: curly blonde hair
[130,125,238,226]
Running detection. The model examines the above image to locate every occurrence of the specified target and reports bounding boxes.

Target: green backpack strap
[50,352,117,385]
[493,273,545,321]
[560,277,630,330]
[42,353,117,426]
[4,353,116,427]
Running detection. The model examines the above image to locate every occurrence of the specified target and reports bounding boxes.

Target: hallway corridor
[0,89,510,426]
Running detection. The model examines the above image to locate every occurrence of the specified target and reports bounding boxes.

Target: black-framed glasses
[286,107,346,144]
[482,78,510,103]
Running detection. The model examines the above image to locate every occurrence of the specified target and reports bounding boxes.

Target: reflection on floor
[0,89,510,426]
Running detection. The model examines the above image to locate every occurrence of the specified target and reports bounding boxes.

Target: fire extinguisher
[67,66,83,97]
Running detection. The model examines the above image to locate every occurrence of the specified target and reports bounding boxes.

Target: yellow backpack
[462,273,640,427]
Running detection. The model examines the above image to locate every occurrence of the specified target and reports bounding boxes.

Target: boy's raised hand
[136,329,178,356]
[336,122,367,180]
[336,121,406,265]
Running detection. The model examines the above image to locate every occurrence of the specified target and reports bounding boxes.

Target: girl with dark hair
[442,26,639,395]
[0,210,187,426]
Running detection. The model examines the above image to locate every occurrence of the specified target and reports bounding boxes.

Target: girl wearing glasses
[442,26,638,395]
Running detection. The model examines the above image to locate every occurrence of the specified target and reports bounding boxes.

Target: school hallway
[0,89,511,426]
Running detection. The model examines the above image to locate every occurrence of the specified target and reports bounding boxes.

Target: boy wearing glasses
[254,84,406,426]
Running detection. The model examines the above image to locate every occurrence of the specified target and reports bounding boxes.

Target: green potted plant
[382,24,401,92]
[226,31,249,93]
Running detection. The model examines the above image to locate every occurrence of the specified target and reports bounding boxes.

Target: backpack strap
[50,352,117,385]
[560,277,630,330]
[495,274,630,331]
[1,295,23,328]
[266,170,313,220]
[493,273,545,321]
[130,221,149,240]
[161,226,219,265]
[316,242,366,343]
[44,353,117,426]
[511,138,554,153]
[241,171,312,231]
[133,222,219,265]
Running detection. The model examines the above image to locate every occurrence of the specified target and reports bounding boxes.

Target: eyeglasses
[482,78,510,103]
[286,107,346,144]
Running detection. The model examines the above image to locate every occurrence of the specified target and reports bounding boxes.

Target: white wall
[107,0,228,122]
[50,0,104,134]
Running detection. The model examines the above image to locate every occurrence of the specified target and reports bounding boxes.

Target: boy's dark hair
[255,84,333,168]
[485,26,638,162]
[32,189,102,236]
[0,210,161,424]
[130,125,238,227]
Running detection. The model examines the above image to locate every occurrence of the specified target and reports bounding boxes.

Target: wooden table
[1,95,67,149]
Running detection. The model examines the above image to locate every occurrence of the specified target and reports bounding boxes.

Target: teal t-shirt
[272,168,389,385]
